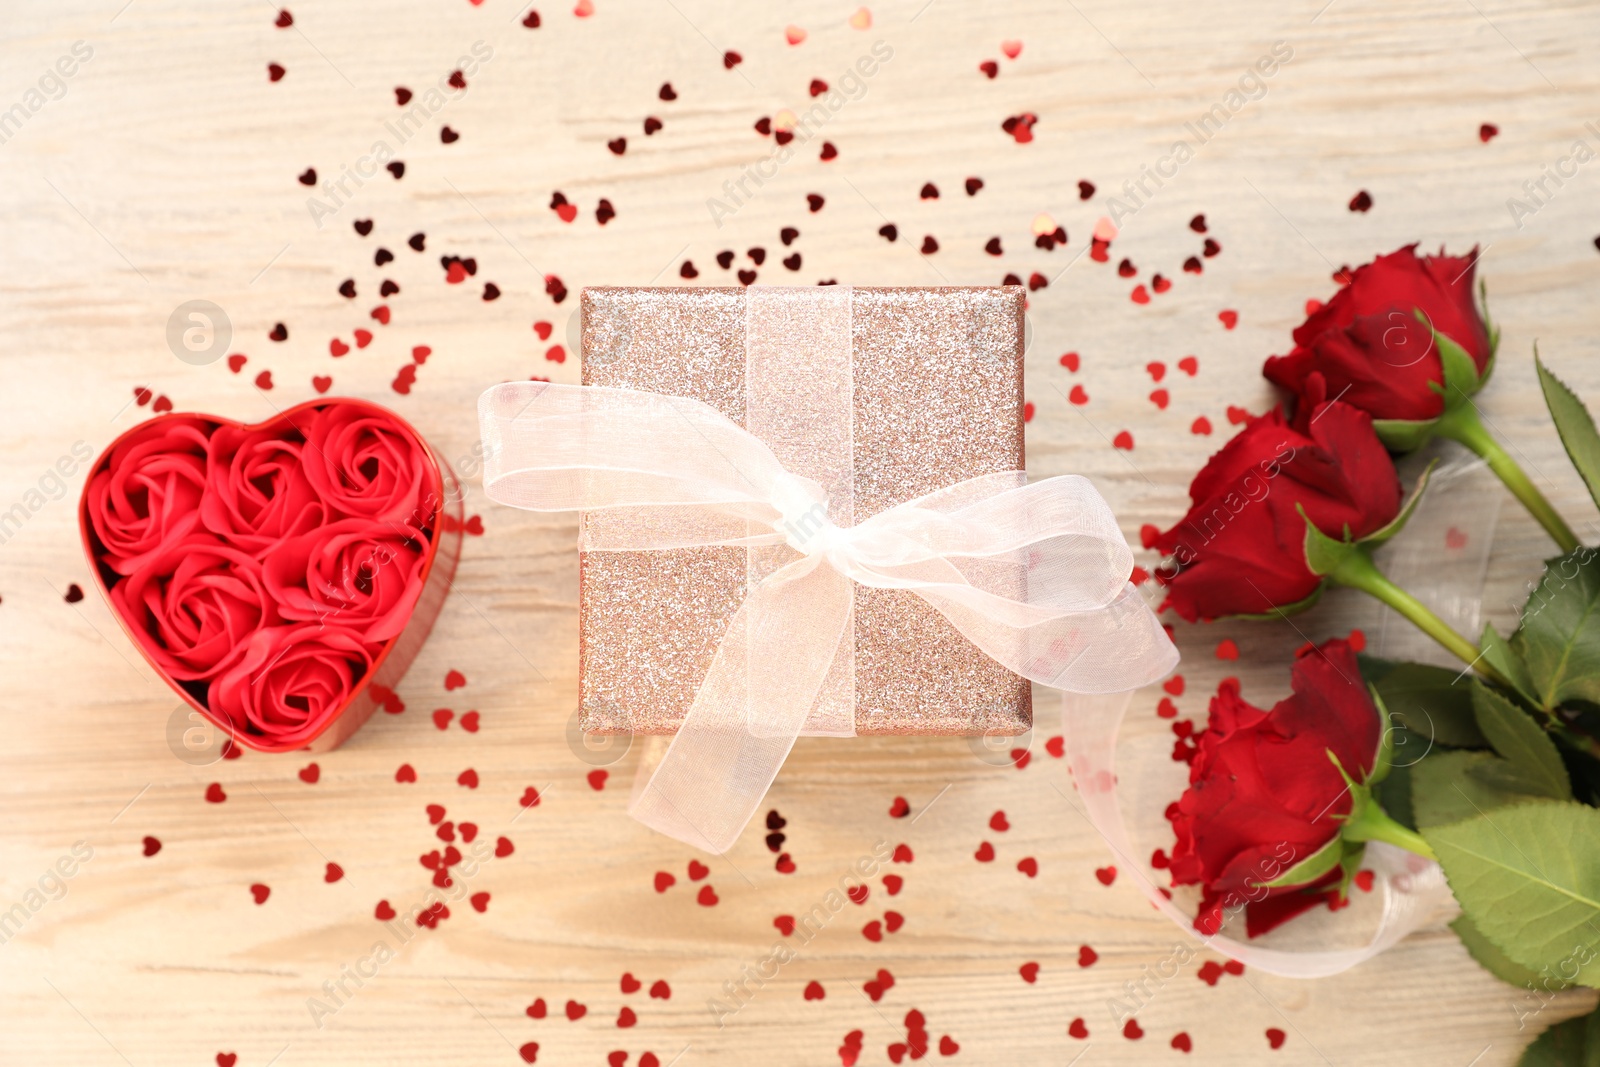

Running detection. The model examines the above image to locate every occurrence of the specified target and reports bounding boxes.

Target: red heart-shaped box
[78,398,462,753]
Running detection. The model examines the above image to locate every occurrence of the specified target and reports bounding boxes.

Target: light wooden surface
[4,1,1600,1064]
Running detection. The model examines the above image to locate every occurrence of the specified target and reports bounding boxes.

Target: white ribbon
[478,286,1177,853]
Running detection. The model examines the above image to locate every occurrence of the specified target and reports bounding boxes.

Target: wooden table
[3,1,1599,1063]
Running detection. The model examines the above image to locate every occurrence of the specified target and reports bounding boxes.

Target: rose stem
[1341,797,1436,861]
[1435,401,1580,553]
[1326,549,1511,691]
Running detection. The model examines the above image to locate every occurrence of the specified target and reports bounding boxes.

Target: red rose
[208,623,374,748]
[109,534,279,680]
[1264,244,1494,432]
[300,404,430,525]
[1167,638,1381,938]
[85,417,212,575]
[263,518,428,644]
[201,423,326,554]
[1153,401,1401,621]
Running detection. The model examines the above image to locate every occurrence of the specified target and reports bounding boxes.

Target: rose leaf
[1424,799,1600,987]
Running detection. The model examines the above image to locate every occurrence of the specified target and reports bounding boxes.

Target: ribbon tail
[628,558,853,852]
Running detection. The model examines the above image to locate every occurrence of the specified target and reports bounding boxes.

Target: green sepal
[1226,582,1325,621]
[1334,838,1368,900]
[1372,415,1440,453]
[1417,311,1487,404]
[1252,833,1344,889]
[1361,460,1437,547]
[1478,278,1500,384]
[1368,685,1397,786]
[1301,505,1360,579]
[1298,463,1432,578]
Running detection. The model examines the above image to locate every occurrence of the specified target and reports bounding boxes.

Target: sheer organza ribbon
[478,286,1178,853]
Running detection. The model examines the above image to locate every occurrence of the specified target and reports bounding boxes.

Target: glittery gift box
[578,286,1030,736]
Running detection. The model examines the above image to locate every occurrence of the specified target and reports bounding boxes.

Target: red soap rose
[109,534,278,680]
[1168,638,1381,938]
[263,518,428,644]
[209,623,375,748]
[85,417,212,575]
[301,403,430,525]
[1264,244,1493,431]
[201,423,325,554]
[1153,401,1401,621]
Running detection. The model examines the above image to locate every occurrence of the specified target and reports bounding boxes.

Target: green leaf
[1471,757,1566,797]
[1537,350,1600,514]
[1483,623,1544,708]
[1512,551,1600,710]
[1424,800,1600,987]
[1473,681,1572,799]
[1369,686,1398,785]
[1359,461,1437,546]
[1371,415,1440,453]
[1411,750,1526,828]
[1254,833,1343,889]
[1299,504,1358,578]
[1453,911,1570,991]
[1360,654,1487,748]
[1517,1005,1600,1067]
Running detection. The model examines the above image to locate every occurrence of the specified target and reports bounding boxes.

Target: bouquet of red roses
[80,400,459,752]
[1152,246,1600,1057]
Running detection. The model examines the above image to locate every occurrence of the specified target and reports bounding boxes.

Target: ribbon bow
[479,378,1177,852]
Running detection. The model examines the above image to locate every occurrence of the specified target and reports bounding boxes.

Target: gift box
[78,399,462,753]
[576,286,1031,737]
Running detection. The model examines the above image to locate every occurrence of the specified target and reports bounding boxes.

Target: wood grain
[3,0,1599,1063]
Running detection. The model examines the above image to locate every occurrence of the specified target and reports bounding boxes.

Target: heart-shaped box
[78,398,462,753]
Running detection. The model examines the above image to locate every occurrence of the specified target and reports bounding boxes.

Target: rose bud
[301,404,430,525]
[85,417,211,575]
[109,534,279,680]
[1265,245,1578,551]
[1153,401,1401,622]
[208,623,375,749]
[201,423,326,555]
[1264,244,1495,442]
[1167,637,1427,939]
[263,518,427,644]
